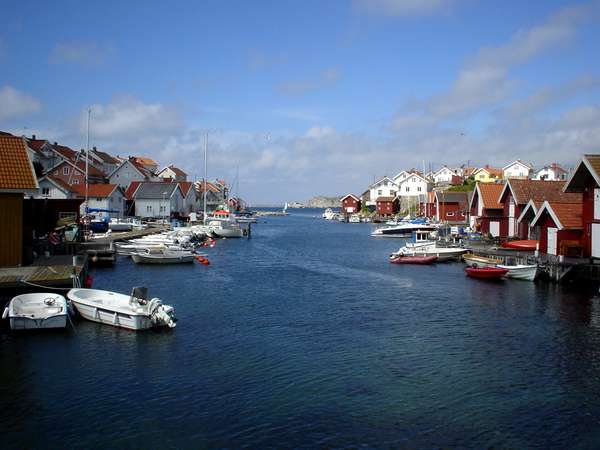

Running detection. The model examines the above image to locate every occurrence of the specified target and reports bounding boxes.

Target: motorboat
[390,230,467,261]
[349,214,361,223]
[322,208,337,220]
[390,255,438,265]
[108,218,133,232]
[465,267,508,279]
[501,240,539,251]
[371,219,438,237]
[67,287,177,330]
[496,264,538,281]
[131,248,195,264]
[463,253,503,268]
[2,293,69,330]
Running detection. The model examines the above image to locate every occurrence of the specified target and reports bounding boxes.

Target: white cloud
[353,0,454,16]
[49,42,113,67]
[0,86,42,121]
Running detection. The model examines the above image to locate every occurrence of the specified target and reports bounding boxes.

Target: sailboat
[283,202,289,215]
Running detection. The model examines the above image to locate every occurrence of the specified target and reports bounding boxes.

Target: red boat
[465,266,508,279]
[390,255,438,265]
[501,240,538,251]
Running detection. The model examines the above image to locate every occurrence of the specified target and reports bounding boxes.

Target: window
[447,212,455,217]
[160,206,166,212]
[411,177,415,182]
[96,197,102,201]
[42,187,50,196]
[73,179,80,184]
[63,166,70,175]
[377,189,382,195]
[390,191,396,197]
[384,181,388,186]
[146,205,152,212]
[405,186,410,192]
[417,187,422,192]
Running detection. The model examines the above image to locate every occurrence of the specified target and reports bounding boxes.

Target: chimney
[32,134,36,140]
[93,146,97,151]
[54,142,57,146]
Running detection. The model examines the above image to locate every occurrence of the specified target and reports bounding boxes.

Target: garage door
[490,221,500,237]
[548,227,558,256]
[592,224,600,258]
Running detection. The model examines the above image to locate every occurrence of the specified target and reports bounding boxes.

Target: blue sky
[1,0,600,203]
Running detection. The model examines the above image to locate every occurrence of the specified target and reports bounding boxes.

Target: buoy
[201,258,210,265]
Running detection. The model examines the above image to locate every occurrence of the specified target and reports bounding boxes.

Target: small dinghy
[67,287,176,330]
[131,248,195,264]
[465,266,508,279]
[496,264,538,281]
[2,293,68,330]
[390,255,438,265]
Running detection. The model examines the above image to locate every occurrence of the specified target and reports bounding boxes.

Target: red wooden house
[49,159,105,186]
[499,179,579,239]
[469,182,506,237]
[419,191,436,218]
[563,154,600,258]
[435,191,469,223]
[530,200,583,256]
[376,196,399,217]
[340,194,361,214]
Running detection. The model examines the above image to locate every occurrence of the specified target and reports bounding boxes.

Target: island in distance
[288,196,340,209]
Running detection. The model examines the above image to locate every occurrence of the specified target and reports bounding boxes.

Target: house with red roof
[131,156,158,174]
[71,183,125,218]
[435,191,469,224]
[502,160,532,179]
[178,181,197,215]
[0,136,39,266]
[419,191,436,219]
[195,179,226,212]
[48,159,106,186]
[533,163,569,181]
[35,175,78,199]
[376,196,399,217]
[563,154,600,258]
[530,200,583,256]
[89,147,121,175]
[472,166,503,183]
[498,179,579,239]
[340,194,361,214]
[469,182,506,237]
[157,165,187,182]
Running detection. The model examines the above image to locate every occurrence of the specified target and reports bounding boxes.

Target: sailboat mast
[203,133,208,224]
[85,107,90,213]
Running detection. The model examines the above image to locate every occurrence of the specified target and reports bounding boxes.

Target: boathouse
[340,194,361,214]
[0,136,39,267]
[530,200,583,256]
[499,179,578,239]
[434,191,469,223]
[420,191,436,219]
[376,196,399,217]
[469,182,506,237]
[563,154,600,257]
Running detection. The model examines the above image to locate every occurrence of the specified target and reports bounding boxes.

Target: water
[2,209,600,448]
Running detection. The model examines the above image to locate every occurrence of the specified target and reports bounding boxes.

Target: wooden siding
[0,194,23,267]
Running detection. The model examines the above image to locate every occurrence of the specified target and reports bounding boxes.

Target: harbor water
[2,209,600,448]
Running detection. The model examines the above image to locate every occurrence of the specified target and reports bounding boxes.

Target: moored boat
[349,214,361,223]
[131,248,195,264]
[496,264,538,281]
[67,287,176,330]
[501,240,539,251]
[2,293,69,330]
[390,255,438,265]
[463,253,503,268]
[465,267,508,279]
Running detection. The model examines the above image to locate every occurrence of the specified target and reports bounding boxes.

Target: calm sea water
[2,208,600,449]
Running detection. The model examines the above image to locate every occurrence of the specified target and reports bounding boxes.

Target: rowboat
[465,267,508,279]
[501,240,538,251]
[390,255,438,264]
[2,293,69,330]
[463,254,503,268]
[496,264,538,281]
[131,248,195,264]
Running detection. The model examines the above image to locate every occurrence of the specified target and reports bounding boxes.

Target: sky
[1,0,600,204]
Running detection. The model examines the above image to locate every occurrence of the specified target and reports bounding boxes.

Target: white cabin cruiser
[2,293,69,330]
[372,221,438,237]
[391,231,467,261]
[67,287,176,330]
[322,208,336,220]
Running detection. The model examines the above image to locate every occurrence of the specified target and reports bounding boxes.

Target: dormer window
[63,166,70,175]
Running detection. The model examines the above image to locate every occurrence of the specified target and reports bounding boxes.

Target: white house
[78,184,125,218]
[533,164,568,181]
[133,182,184,218]
[178,181,197,215]
[34,175,76,199]
[108,159,155,190]
[89,147,120,175]
[503,160,532,179]
[157,165,187,182]
[433,167,456,184]
[368,176,398,205]
[392,171,410,186]
[397,173,433,197]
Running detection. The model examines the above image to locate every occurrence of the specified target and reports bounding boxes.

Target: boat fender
[2,307,8,319]
[242,229,248,237]
[85,275,94,288]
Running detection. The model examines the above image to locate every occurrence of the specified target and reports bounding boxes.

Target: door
[547,227,558,255]
[490,221,500,237]
[592,224,600,258]
[508,202,515,237]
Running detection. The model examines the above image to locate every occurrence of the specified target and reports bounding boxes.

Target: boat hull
[496,264,537,281]
[71,300,153,330]
[465,267,508,279]
[390,255,438,264]
[9,315,67,330]
[5,294,68,330]
[131,254,195,264]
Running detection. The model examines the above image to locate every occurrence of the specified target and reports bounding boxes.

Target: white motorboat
[349,214,361,223]
[67,287,177,330]
[322,208,336,220]
[371,221,438,237]
[496,264,538,281]
[108,218,133,232]
[131,248,195,264]
[391,230,467,261]
[2,293,68,330]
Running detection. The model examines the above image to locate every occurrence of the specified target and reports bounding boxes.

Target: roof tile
[0,136,38,190]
